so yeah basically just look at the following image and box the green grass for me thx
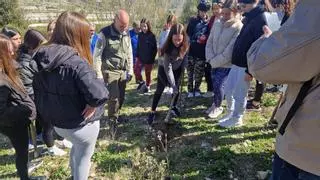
[0,69,278,179]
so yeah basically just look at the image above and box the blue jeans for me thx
[271,153,320,180]
[224,65,250,120]
[211,68,231,107]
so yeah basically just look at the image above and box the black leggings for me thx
[0,125,29,180]
[205,63,213,92]
[253,80,265,102]
[151,66,182,111]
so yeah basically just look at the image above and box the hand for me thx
[82,105,96,121]
[244,73,253,82]
[127,74,133,82]
[263,25,273,38]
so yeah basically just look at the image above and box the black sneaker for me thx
[136,81,145,91]
[266,86,280,93]
[171,106,181,117]
[246,102,262,111]
[147,112,156,125]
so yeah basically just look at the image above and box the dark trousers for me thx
[253,80,265,102]
[151,66,182,111]
[0,125,29,180]
[41,119,55,147]
[104,70,127,121]
[187,56,205,93]
[205,63,213,92]
[271,153,320,180]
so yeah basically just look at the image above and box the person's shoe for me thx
[28,160,43,173]
[202,91,213,98]
[147,112,156,125]
[266,86,280,93]
[145,86,152,93]
[28,143,34,150]
[171,106,181,117]
[218,117,243,128]
[48,145,67,156]
[166,87,173,95]
[205,104,215,114]
[163,87,169,93]
[56,139,73,149]
[208,107,224,119]
[246,102,262,111]
[218,113,233,123]
[194,91,201,97]
[136,81,145,91]
[187,92,194,98]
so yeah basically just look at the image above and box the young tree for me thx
[0,0,25,27]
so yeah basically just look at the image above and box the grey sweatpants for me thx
[54,121,100,180]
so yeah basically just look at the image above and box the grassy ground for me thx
[0,68,279,180]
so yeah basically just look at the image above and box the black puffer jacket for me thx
[231,5,267,70]
[17,52,38,96]
[33,44,108,129]
[136,32,157,64]
[0,73,36,127]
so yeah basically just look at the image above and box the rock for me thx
[256,171,270,180]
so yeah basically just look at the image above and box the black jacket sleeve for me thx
[75,61,109,107]
[151,34,158,60]
[0,86,32,126]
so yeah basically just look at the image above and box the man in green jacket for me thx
[93,10,133,138]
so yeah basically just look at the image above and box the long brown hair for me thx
[140,18,153,34]
[49,11,93,65]
[162,23,189,58]
[0,34,24,91]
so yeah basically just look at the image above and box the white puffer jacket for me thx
[205,17,243,68]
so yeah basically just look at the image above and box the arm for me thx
[163,54,177,89]
[93,32,106,79]
[247,2,320,84]
[126,36,134,76]
[76,61,109,107]
[210,26,242,68]
[205,25,215,62]
[152,34,158,60]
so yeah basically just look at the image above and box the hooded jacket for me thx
[33,44,108,129]
[17,52,38,96]
[248,0,320,175]
[0,72,36,127]
[206,17,243,68]
[136,31,157,64]
[232,5,266,70]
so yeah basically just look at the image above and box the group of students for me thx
[1,0,320,179]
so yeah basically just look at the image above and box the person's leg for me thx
[253,80,264,102]
[187,56,195,93]
[151,66,167,111]
[55,121,100,180]
[194,59,206,93]
[41,120,55,148]
[205,63,213,92]
[134,58,143,83]
[213,68,231,107]
[172,67,183,107]
[105,71,121,121]
[144,64,153,87]
[0,125,29,180]
[232,66,250,120]
[118,71,127,111]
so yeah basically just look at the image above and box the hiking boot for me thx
[219,117,243,128]
[147,112,156,125]
[208,107,224,119]
[171,106,181,117]
[246,102,262,111]
[48,145,67,156]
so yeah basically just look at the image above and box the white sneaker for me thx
[187,92,194,98]
[218,117,243,128]
[194,91,201,97]
[166,87,173,95]
[205,104,215,114]
[163,87,169,93]
[208,107,224,119]
[48,145,67,156]
[202,91,213,98]
[218,112,233,123]
[28,143,34,150]
[56,139,73,149]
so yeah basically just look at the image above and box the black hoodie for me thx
[33,44,108,129]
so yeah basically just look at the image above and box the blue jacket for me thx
[232,5,266,71]
[33,44,108,129]
[129,29,139,61]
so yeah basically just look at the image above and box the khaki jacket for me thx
[248,0,320,175]
[206,17,243,68]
